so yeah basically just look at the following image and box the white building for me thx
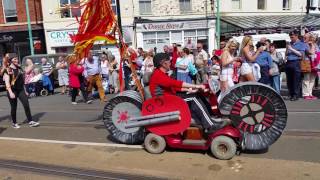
[217,0,315,36]
[308,0,320,14]
[41,0,134,54]
[133,0,216,53]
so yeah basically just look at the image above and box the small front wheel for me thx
[211,136,237,160]
[144,133,166,154]
[40,89,48,96]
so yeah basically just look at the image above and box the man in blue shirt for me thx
[285,30,309,101]
[256,42,273,85]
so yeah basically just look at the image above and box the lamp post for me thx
[116,0,123,35]
[25,0,34,55]
[215,0,221,49]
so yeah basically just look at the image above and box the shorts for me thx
[240,63,253,75]
[58,74,69,86]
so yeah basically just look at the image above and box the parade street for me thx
[0,90,319,179]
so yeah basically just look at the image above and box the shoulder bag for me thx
[300,54,311,73]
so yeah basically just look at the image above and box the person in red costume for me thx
[149,53,227,132]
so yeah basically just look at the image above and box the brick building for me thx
[0,0,46,60]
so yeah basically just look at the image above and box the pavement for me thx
[0,89,319,179]
[0,138,319,180]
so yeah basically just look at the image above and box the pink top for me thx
[24,67,35,84]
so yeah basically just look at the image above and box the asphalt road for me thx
[0,90,319,131]
[0,90,319,179]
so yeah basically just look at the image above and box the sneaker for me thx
[303,96,312,100]
[29,121,40,127]
[86,100,93,104]
[71,102,77,105]
[310,96,318,100]
[12,123,20,129]
[290,96,299,101]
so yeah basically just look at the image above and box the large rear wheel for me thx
[103,91,145,144]
[219,82,288,150]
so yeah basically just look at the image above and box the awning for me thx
[221,15,320,30]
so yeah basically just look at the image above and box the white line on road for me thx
[0,137,143,149]
[288,112,320,114]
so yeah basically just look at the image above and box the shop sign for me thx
[141,20,208,32]
[0,35,13,42]
[48,29,78,47]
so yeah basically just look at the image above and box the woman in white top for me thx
[56,56,69,94]
[142,49,154,74]
[239,36,263,82]
[220,39,239,93]
[175,47,193,83]
[100,54,109,80]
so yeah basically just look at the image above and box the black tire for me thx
[144,133,166,154]
[211,136,237,160]
[218,82,287,151]
[40,89,48,96]
[103,92,145,144]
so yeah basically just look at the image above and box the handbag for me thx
[269,62,280,76]
[188,62,198,76]
[300,54,311,73]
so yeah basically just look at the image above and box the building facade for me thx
[308,0,320,14]
[0,0,46,60]
[133,0,216,53]
[217,0,314,36]
[41,0,134,55]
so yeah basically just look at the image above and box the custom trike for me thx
[103,81,287,160]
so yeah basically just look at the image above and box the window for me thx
[60,0,81,18]
[143,32,169,51]
[310,0,318,7]
[179,0,192,13]
[111,0,117,14]
[171,31,183,45]
[231,0,241,10]
[139,0,151,15]
[257,0,266,10]
[282,0,290,10]
[2,0,17,23]
[184,29,208,45]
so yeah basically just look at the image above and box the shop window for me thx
[139,0,151,15]
[179,0,192,13]
[143,32,156,51]
[2,0,17,23]
[310,0,317,7]
[171,31,183,45]
[111,0,117,14]
[60,0,81,18]
[143,32,169,52]
[232,0,241,10]
[257,0,266,10]
[184,29,208,50]
[282,0,290,10]
[184,30,196,37]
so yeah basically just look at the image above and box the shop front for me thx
[135,18,216,53]
[45,29,77,54]
[45,26,134,55]
[0,30,46,61]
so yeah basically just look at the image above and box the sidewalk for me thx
[0,139,318,180]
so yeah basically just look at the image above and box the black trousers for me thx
[7,90,32,124]
[285,61,301,97]
[71,85,89,103]
[177,93,214,129]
